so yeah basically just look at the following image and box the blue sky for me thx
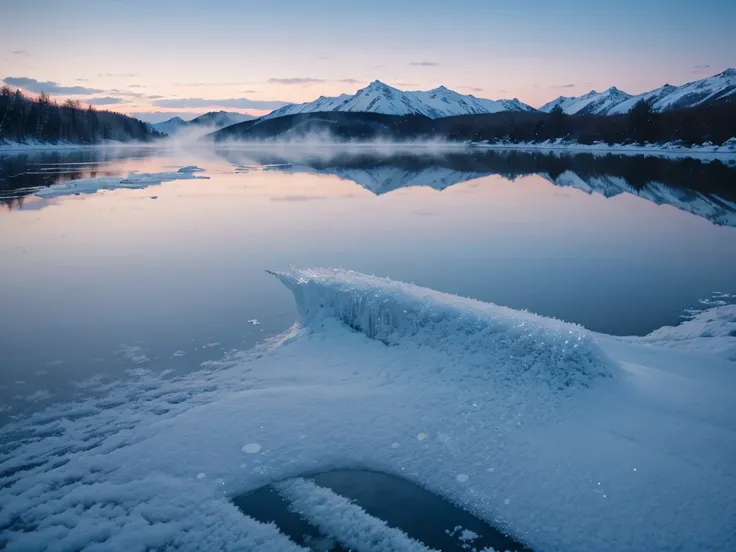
[2,0,735,121]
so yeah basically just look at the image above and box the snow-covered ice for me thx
[33,167,209,199]
[469,137,736,160]
[0,268,734,551]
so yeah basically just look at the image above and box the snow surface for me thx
[1,268,734,551]
[262,81,534,121]
[636,304,736,359]
[33,167,209,198]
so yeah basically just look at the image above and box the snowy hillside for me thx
[263,80,535,120]
[152,111,254,135]
[542,69,736,116]
[608,68,736,114]
[540,87,632,115]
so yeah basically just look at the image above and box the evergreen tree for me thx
[546,105,571,138]
[628,99,659,144]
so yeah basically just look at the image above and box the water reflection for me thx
[3,148,735,226]
[0,147,157,210]
[214,148,736,226]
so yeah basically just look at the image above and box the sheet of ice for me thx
[0,268,734,552]
[33,167,209,198]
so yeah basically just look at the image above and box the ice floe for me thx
[33,167,209,199]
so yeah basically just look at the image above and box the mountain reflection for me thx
[2,147,735,226]
[216,148,736,226]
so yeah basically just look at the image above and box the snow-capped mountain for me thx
[607,68,736,115]
[540,87,633,115]
[152,111,254,135]
[263,81,535,120]
[541,69,735,116]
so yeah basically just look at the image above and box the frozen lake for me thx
[0,146,735,551]
[1,146,734,420]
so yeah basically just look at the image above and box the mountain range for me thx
[154,69,735,137]
[541,68,735,115]
[151,111,255,135]
[263,80,536,120]
[258,69,735,121]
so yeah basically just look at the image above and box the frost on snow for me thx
[0,268,734,552]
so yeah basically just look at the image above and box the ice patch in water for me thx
[456,474,469,483]
[178,165,206,173]
[34,167,209,198]
[116,344,150,364]
[248,319,261,326]
[24,390,52,402]
[242,443,262,454]
[460,528,478,542]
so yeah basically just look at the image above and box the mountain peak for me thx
[717,68,736,78]
[366,80,391,89]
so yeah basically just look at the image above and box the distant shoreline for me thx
[2,138,736,163]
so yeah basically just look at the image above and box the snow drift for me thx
[270,268,615,389]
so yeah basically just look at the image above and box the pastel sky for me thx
[2,0,735,122]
